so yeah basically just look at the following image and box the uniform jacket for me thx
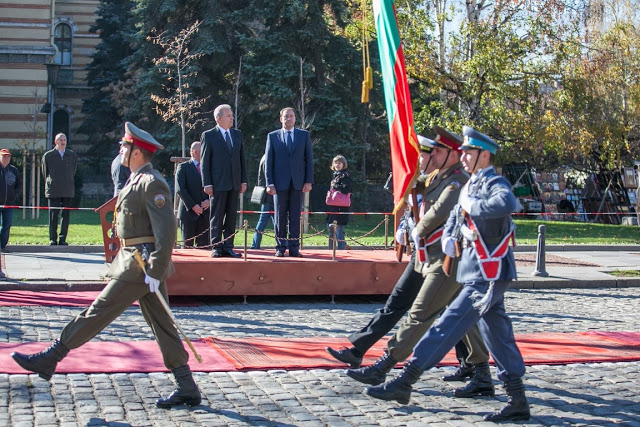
[0,163,21,205]
[326,169,352,226]
[443,166,517,283]
[42,148,77,198]
[265,127,314,191]
[176,159,208,222]
[200,125,247,191]
[414,162,469,273]
[106,163,176,283]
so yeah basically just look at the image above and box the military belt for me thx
[120,236,155,246]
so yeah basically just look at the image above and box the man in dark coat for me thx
[265,107,314,257]
[200,104,247,258]
[42,133,77,245]
[0,148,21,249]
[176,141,210,248]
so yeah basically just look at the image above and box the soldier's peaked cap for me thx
[120,122,164,153]
[461,126,500,154]
[433,126,463,151]
[417,135,435,152]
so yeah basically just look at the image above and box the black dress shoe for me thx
[289,251,303,258]
[211,251,223,258]
[326,346,362,368]
[49,240,57,246]
[225,250,242,258]
[58,241,68,246]
[275,251,285,257]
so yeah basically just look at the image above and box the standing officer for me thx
[365,126,529,423]
[42,133,77,245]
[346,128,492,401]
[326,135,436,366]
[176,141,210,248]
[11,122,201,409]
[201,104,247,258]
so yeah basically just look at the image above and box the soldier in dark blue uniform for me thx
[365,126,530,423]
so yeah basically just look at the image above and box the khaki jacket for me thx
[106,163,176,282]
[413,162,469,274]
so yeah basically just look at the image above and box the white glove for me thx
[144,274,160,293]
[395,228,406,246]
[460,198,473,215]
[442,236,457,257]
[411,227,421,248]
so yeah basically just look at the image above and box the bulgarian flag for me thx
[373,0,420,212]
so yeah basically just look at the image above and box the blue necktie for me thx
[224,131,232,152]
[286,131,293,153]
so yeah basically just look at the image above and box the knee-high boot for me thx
[453,361,495,397]
[484,378,530,422]
[346,351,397,385]
[364,361,423,405]
[11,340,69,381]
[156,365,202,408]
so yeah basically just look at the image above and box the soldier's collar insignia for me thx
[153,194,166,208]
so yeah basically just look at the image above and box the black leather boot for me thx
[453,362,495,397]
[156,365,202,408]
[346,351,397,385]
[364,361,423,405]
[484,378,530,422]
[442,362,474,381]
[326,346,362,368]
[11,340,69,381]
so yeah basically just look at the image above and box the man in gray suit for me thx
[265,107,314,257]
[200,104,247,258]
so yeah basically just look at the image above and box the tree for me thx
[148,20,209,157]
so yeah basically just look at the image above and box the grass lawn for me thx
[7,209,640,247]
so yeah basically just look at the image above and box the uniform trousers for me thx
[348,251,423,353]
[59,277,189,370]
[410,279,525,382]
[387,266,489,363]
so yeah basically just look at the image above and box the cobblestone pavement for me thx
[2,287,640,426]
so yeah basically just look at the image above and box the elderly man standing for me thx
[12,122,201,408]
[42,133,77,246]
[176,141,210,248]
[200,104,247,258]
[265,107,314,257]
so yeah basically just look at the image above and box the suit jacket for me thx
[176,159,208,221]
[200,125,247,191]
[42,148,77,198]
[111,153,131,197]
[265,128,314,191]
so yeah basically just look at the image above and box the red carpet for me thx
[2,332,638,375]
[0,291,201,307]
[1,340,233,374]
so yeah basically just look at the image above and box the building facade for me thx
[0,0,99,152]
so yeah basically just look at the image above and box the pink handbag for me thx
[326,188,351,207]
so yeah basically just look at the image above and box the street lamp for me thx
[45,62,61,149]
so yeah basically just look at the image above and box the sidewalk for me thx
[0,244,639,291]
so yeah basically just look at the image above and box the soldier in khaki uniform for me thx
[349,127,493,400]
[11,122,201,409]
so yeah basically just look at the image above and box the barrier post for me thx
[384,214,389,248]
[332,220,337,261]
[532,224,549,277]
[243,219,248,261]
[0,245,5,279]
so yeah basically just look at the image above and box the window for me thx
[54,23,72,65]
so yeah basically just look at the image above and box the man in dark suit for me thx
[265,107,314,257]
[176,141,210,248]
[200,104,247,258]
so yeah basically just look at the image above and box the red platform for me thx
[168,248,407,296]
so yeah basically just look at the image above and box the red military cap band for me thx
[122,133,159,153]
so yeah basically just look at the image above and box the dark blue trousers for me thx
[273,186,302,253]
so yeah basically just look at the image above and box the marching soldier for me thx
[11,122,201,409]
[326,134,437,367]
[365,126,529,423]
[347,127,492,400]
